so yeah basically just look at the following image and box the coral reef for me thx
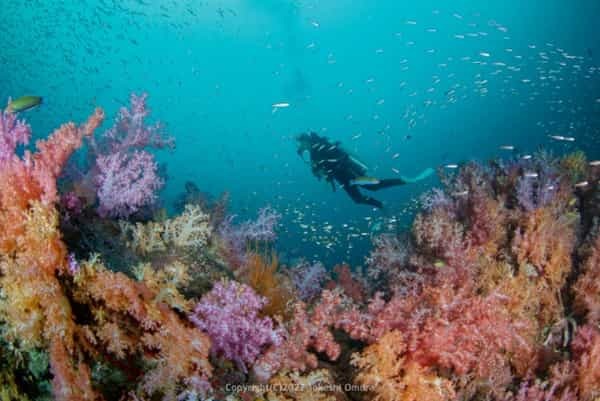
[2,100,600,401]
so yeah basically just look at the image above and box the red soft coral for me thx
[326,263,366,303]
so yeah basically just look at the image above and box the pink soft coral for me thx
[411,291,533,378]
[251,291,342,382]
[189,280,282,372]
[0,105,31,164]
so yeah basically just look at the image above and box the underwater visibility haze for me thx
[1,0,600,400]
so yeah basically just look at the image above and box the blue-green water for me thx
[2,0,600,266]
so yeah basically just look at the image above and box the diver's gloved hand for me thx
[400,167,435,184]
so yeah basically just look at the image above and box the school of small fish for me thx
[3,2,598,264]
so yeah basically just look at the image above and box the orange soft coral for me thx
[0,108,104,254]
[243,252,294,318]
[72,258,212,400]
[352,330,455,401]
[0,109,104,401]
[511,206,578,326]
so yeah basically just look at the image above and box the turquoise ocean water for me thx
[2,0,600,266]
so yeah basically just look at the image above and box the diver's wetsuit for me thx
[298,132,405,208]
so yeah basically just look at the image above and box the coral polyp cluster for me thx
[0,97,599,401]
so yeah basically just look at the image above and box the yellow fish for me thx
[7,96,43,113]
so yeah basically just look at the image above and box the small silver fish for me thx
[575,181,589,188]
[452,190,469,197]
[444,164,459,169]
[500,145,515,151]
[522,155,532,160]
[272,102,290,108]
[589,160,600,166]
[524,172,539,178]
[549,135,566,141]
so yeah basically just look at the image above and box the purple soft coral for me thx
[516,157,559,211]
[90,93,173,218]
[218,207,282,268]
[189,280,282,372]
[288,260,328,301]
[0,106,31,164]
[238,206,281,242]
[96,93,174,154]
[95,151,163,218]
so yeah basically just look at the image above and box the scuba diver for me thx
[296,132,433,209]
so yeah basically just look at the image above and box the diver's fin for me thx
[400,167,435,183]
